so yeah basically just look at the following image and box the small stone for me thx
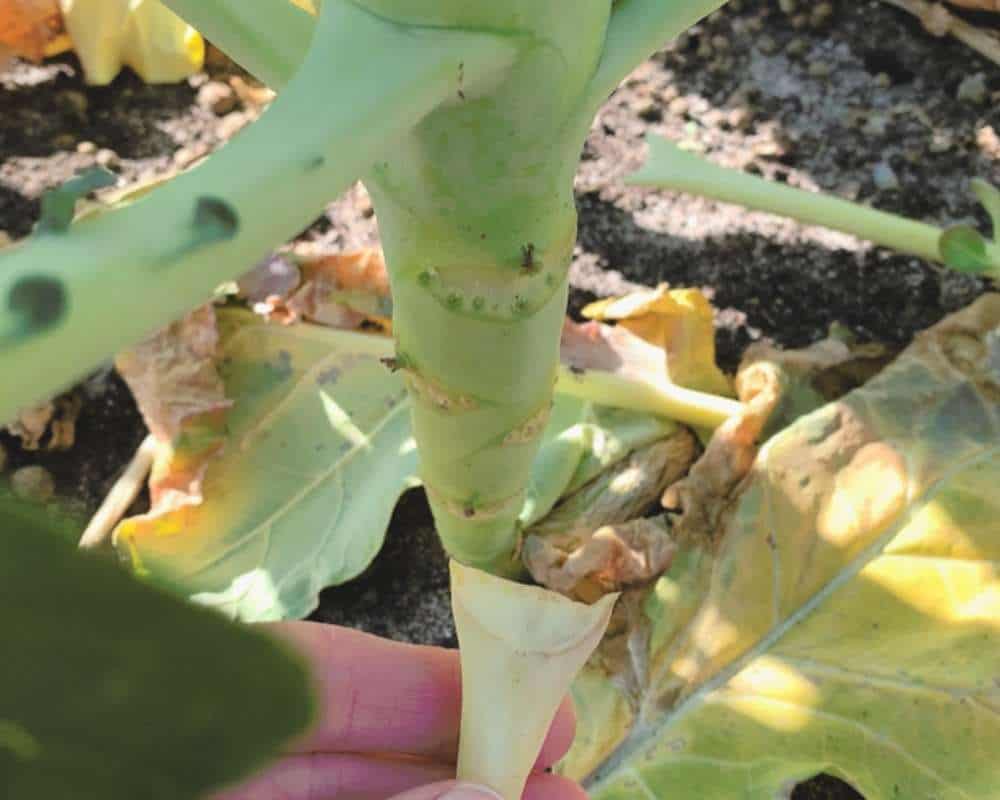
[873,162,899,191]
[929,130,953,153]
[711,35,730,52]
[76,140,97,155]
[668,96,690,116]
[976,125,1000,159]
[217,111,250,140]
[785,37,808,57]
[790,13,808,29]
[778,0,797,14]
[808,60,832,79]
[957,73,987,105]
[637,102,663,122]
[95,148,119,168]
[874,72,891,89]
[696,38,714,59]
[58,89,88,117]
[11,465,55,503]
[757,35,779,55]
[862,113,889,137]
[50,133,76,150]
[197,80,238,115]
[810,1,833,27]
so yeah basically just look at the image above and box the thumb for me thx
[389,780,503,800]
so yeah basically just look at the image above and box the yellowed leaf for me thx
[583,284,733,398]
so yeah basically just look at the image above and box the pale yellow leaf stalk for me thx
[450,560,618,800]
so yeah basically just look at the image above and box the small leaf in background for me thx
[58,0,204,86]
[582,284,733,398]
[37,167,117,233]
[971,178,1000,238]
[0,0,68,63]
[564,295,1000,799]
[0,494,314,800]
[115,308,418,620]
[939,224,992,273]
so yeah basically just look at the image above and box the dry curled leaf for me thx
[115,305,231,443]
[242,247,392,332]
[524,431,698,600]
[662,333,893,548]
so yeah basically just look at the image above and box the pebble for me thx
[95,148,119,168]
[929,130,953,154]
[873,162,899,191]
[786,38,808,57]
[76,140,97,155]
[216,111,250,140]
[757,35,778,55]
[808,61,832,79]
[957,73,987,105]
[58,89,88,117]
[11,465,56,503]
[50,133,76,150]
[197,80,238,115]
[810,2,833,27]
[873,72,892,89]
[779,0,797,14]
[862,113,889,137]
[668,96,690,116]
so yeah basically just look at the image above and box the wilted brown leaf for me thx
[0,0,68,62]
[4,394,80,451]
[524,431,698,600]
[115,305,230,443]
[241,247,392,332]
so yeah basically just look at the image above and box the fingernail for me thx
[439,783,504,800]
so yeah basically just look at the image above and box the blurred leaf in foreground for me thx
[566,295,1000,800]
[0,493,314,800]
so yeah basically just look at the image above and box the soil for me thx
[1,1,997,798]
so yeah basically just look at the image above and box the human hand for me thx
[213,622,586,800]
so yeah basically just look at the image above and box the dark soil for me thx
[1,2,997,798]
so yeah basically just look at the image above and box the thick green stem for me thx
[0,2,517,423]
[630,136,946,264]
[358,0,613,575]
[163,0,313,88]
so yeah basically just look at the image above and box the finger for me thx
[211,753,451,800]
[269,621,576,766]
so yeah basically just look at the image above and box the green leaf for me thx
[939,224,992,273]
[116,310,675,621]
[116,308,419,621]
[566,296,1000,799]
[971,178,1000,239]
[37,168,118,233]
[0,494,314,800]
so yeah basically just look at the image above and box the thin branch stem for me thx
[556,364,741,430]
[629,136,949,265]
[79,434,158,550]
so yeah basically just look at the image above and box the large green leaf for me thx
[566,296,1000,799]
[116,308,419,620]
[117,310,676,621]
[0,495,314,800]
